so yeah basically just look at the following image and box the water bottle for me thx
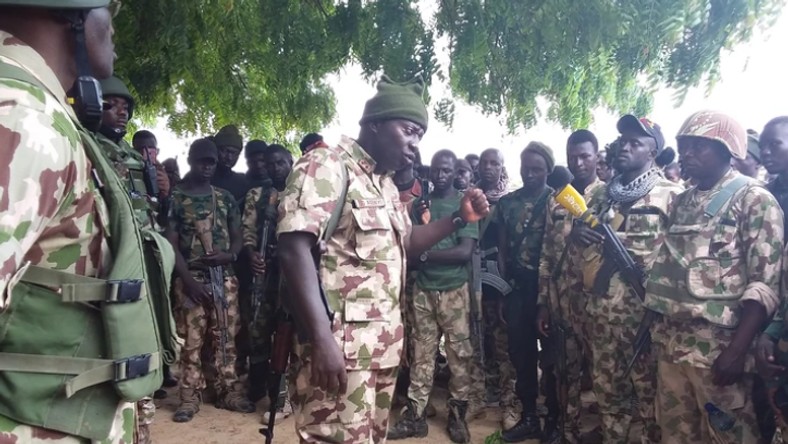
[704,402,735,432]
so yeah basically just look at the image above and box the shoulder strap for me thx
[705,175,751,218]
[322,154,349,241]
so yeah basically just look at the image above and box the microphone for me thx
[547,166,599,227]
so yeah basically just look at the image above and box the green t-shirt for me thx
[414,191,479,291]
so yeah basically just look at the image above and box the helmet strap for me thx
[61,10,103,132]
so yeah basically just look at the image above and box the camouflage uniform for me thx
[495,187,552,417]
[278,136,410,443]
[169,186,244,401]
[646,168,784,443]
[0,30,135,443]
[573,176,681,444]
[406,191,479,415]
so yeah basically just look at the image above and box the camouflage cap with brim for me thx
[676,110,747,160]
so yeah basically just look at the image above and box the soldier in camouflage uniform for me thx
[167,138,255,422]
[536,129,603,443]
[571,116,681,444]
[387,150,479,443]
[645,111,784,443]
[494,142,555,442]
[0,1,145,442]
[277,75,489,444]
[244,144,294,424]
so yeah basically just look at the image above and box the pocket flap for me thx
[344,298,393,322]
[351,207,392,232]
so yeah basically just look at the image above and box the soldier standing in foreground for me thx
[167,139,255,422]
[645,111,784,443]
[277,75,489,444]
[387,150,479,443]
[0,1,173,442]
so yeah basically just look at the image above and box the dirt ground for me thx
[151,384,641,444]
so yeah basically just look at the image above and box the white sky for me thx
[153,8,788,181]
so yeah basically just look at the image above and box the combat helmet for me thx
[676,111,747,160]
[100,75,135,119]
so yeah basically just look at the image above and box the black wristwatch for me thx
[451,210,468,229]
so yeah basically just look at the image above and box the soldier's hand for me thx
[712,344,747,386]
[460,188,490,223]
[311,334,348,394]
[184,277,211,308]
[536,306,550,338]
[250,252,266,275]
[202,251,234,266]
[570,223,603,248]
[756,333,785,381]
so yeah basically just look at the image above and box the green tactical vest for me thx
[0,64,180,441]
[646,176,752,328]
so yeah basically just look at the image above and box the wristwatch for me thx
[451,210,468,229]
[419,251,429,264]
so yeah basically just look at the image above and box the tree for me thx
[114,0,784,139]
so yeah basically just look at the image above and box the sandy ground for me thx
[150,384,641,444]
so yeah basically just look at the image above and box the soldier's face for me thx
[520,151,548,190]
[430,155,455,192]
[479,150,504,185]
[190,157,217,179]
[246,153,267,178]
[266,151,293,183]
[218,145,241,169]
[85,6,115,79]
[732,154,760,178]
[454,167,472,190]
[371,119,423,172]
[567,142,598,182]
[760,122,788,175]
[102,96,128,130]
[615,131,655,173]
[133,136,158,162]
[467,157,479,171]
[677,136,728,180]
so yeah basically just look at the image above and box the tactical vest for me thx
[0,64,179,440]
[646,176,752,328]
[100,134,158,229]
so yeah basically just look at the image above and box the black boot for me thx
[541,416,561,444]
[387,402,428,440]
[501,412,541,443]
[447,400,471,443]
[247,362,268,403]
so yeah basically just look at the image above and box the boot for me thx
[216,389,256,413]
[163,365,178,387]
[501,412,541,443]
[387,401,428,440]
[447,400,471,444]
[541,416,561,444]
[173,389,201,423]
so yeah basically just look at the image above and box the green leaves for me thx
[114,0,783,138]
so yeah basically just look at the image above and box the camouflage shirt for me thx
[0,31,127,442]
[495,186,552,274]
[537,195,573,315]
[168,185,240,276]
[242,184,279,254]
[277,135,410,370]
[578,176,682,327]
[646,169,784,369]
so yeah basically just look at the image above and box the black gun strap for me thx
[551,243,570,283]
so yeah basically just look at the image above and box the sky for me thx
[153,7,788,183]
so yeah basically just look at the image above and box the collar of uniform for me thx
[338,135,378,175]
[706,167,740,194]
[0,31,77,120]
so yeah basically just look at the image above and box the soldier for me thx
[387,150,480,443]
[243,143,295,424]
[0,1,173,443]
[212,124,249,202]
[664,162,681,183]
[167,138,256,422]
[494,142,556,442]
[644,111,784,443]
[732,130,763,180]
[454,158,473,192]
[245,139,270,189]
[536,129,603,443]
[474,148,518,430]
[163,157,182,188]
[131,129,172,225]
[299,132,328,155]
[466,153,481,183]
[571,116,681,444]
[759,117,788,219]
[276,75,489,443]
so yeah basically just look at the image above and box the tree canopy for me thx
[114,0,783,140]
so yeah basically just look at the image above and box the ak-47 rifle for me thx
[252,190,279,324]
[469,248,486,367]
[259,310,295,444]
[195,219,230,367]
[547,166,652,378]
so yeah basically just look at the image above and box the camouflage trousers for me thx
[174,275,242,397]
[289,347,398,444]
[589,322,659,444]
[135,397,154,444]
[477,296,517,410]
[407,282,474,415]
[657,360,760,444]
[0,402,136,443]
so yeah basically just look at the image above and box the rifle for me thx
[550,318,569,438]
[259,311,295,444]
[252,191,279,324]
[546,166,653,378]
[194,219,230,367]
[469,247,485,367]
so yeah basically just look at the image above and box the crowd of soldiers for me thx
[4,2,788,444]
